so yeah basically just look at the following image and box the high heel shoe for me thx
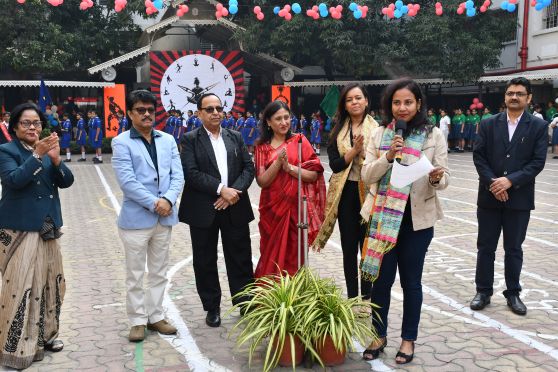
[362,337,387,361]
[395,341,414,364]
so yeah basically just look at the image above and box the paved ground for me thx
[1,150,558,372]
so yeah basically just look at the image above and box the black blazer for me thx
[473,111,548,210]
[178,127,255,228]
[0,139,74,231]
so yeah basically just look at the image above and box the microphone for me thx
[394,119,407,163]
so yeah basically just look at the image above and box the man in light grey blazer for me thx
[112,90,184,342]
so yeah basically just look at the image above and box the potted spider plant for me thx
[228,268,320,372]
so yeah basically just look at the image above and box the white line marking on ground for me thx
[92,302,122,310]
[95,165,231,371]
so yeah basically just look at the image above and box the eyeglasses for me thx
[133,107,156,115]
[201,106,224,114]
[19,120,43,129]
[505,92,529,98]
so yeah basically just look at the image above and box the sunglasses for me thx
[201,106,224,114]
[133,107,156,115]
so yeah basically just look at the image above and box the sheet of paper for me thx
[390,155,434,188]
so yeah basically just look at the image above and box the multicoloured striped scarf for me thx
[361,122,427,282]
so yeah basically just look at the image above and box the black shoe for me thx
[92,158,99,163]
[77,158,86,162]
[45,339,64,352]
[63,159,71,162]
[507,295,527,315]
[553,156,558,159]
[470,293,491,310]
[395,342,414,365]
[206,308,221,327]
[363,337,387,361]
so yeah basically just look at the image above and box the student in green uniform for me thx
[546,101,557,122]
[451,108,465,152]
[427,108,437,127]
[481,107,492,121]
[464,109,474,151]
[469,109,481,148]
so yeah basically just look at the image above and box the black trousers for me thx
[189,209,254,311]
[475,207,530,298]
[338,181,372,299]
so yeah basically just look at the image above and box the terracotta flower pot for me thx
[275,334,304,367]
[316,335,346,366]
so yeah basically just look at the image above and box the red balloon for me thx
[216,3,223,11]
[480,5,487,12]
[473,98,480,104]
[253,6,261,14]
[221,8,228,16]
[382,7,388,14]
[435,2,442,8]
[312,5,318,11]
[388,3,395,10]
[408,9,417,16]
[336,5,343,12]
[470,104,477,110]
[284,4,291,11]
[477,102,484,109]
[17,0,26,3]
[457,7,464,14]
[285,12,292,21]
[278,9,286,17]
[215,10,222,18]
[435,8,443,15]
[257,12,264,20]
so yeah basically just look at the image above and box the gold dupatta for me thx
[311,114,378,249]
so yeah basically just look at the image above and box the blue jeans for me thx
[370,206,433,341]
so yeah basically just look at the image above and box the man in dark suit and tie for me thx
[470,77,548,315]
[179,93,255,327]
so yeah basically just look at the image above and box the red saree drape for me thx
[254,134,326,277]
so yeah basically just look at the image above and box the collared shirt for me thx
[130,126,161,173]
[506,111,523,141]
[204,126,228,195]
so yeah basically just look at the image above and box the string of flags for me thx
[14,0,554,19]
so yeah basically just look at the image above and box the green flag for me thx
[319,85,340,118]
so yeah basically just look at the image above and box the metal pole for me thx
[297,135,302,269]
[302,196,308,266]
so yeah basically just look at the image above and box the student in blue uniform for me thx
[60,113,72,162]
[88,109,103,163]
[165,110,176,135]
[299,113,308,136]
[76,112,87,162]
[235,113,245,132]
[117,111,129,135]
[185,110,194,132]
[173,110,183,144]
[310,113,322,155]
[243,111,256,154]
[193,110,202,129]
[290,114,299,133]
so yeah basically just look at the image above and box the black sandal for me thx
[395,341,414,364]
[45,339,64,352]
[362,337,387,361]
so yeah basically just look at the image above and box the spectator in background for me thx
[117,111,129,135]
[427,109,437,126]
[550,115,558,159]
[0,112,11,144]
[88,109,103,163]
[533,104,544,120]
[75,112,87,162]
[60,113,72,162]
[439,109,451,148]
[546,101,557,122]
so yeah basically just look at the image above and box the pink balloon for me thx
[480,5,486,11]
[530,0,536,5]
[147,7,154,14]
[470,104,476,110]
[313,13,319,20]
[362,5,368,12]
[253,6,261,14]
[457,7,464,14]
[435,2,442,7]
[182,5,189,12]
[509,0,517,3]
[483,0,491,6]
[312,5,318,11]
[408,9,417,16]
[473,98,480,104]
[333,11,342,19]
[278,9,286,17]
[216,3,224,11]
[477,103,484,109]
[435,8,443,15]
[382,7,388,15]
[145,0,152,6]
[80,2,87,9]
[387,9,395,17]
[285,12,292,21]
[221,7,228,16]
[388,3,395,10]
[257,12,264,20]
[329,6,335,13]
[361,10,368,17]
[215,10,222,18]
[336,5,343,12]
[306,9,313,16]
[17,0,25,3]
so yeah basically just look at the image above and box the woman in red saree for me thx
[254,101,326,277]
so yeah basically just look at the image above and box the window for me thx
[544,0,558,29]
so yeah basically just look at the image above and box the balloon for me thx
[395,0,403,9]
[17,0,26,3]
[153,0,163,10]
[382,7,388,15]
[215,10,222,18]
[285,12,292,21]
[543,0,551,5]
[388,3,395,10]
[228,0,238,5]
[253,6,261,14]
[473,98,479,104]
[336,5,343,12]
[320,9,328,17]
[401,5,408,14]
[319,3,327,11]
[229,5,238,14]
[508,3,516,11]
[477,102,484,109]
[292,3,302,14]
[470,104,476,110]
[257,12,264,20]
[415,4,420,10]
[273,6,280,14]
[466,7,476,16]
[285,4,291,11]
[457,7,465,14]
[333,11,342,19]
[530,0,537,5]
[435,8,443,15]
[306,9,313,16]
[221,7,229,16]
[509,0,517,3]
[435,2,442,8]
[278,9,286,17]
[480,5,487,12]
[535,3,544,10]
[387,8,395,18]
[394,9,402,18]
[466,0,474,8]
[354,10,362,18]
[501,1,509,9]
[329,6,335,13]
[349,2,357,11]
[313,13,319,19]
[408,9,416,16]
[312,5,318,11]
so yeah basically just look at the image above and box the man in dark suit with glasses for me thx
[178,93,255,327]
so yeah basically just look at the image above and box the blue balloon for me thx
[394,9,402,18]
[395,0,403,9]
[401,5,408,14]
[273,6,280,14]
[507,3,516,11]
[354,10,362,18]
[153,0,163,9]
[500,1,509,10]
[228,0,238,5]
[466,7,476,16]
[229,4,238,14]
[542,0,551,5]
[349,2,358,11]
[320,9,329,17]
[292,3,302,14]
[319,3,327,11]
[535,2,544,10]
[465,0,474,8]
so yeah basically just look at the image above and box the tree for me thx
[232,0,516,82]
[0,0,145,78]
